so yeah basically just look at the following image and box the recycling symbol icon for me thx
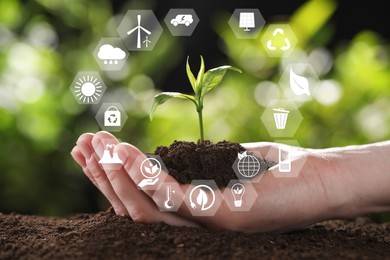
[104,106,121,127]
[107,114,118,124]
[266,28,291,51]
[261,24,297,57]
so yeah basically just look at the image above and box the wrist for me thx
[318,141,390,219]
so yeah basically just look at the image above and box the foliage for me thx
[150,56,241,141]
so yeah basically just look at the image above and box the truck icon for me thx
[170,14,193,26]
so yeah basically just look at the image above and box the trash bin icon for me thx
[273,108,289,129]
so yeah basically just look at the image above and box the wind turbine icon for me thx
[127,15,151,49]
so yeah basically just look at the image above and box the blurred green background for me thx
[0,0,389,221]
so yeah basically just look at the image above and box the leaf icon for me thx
[237,151,247,160]
[151,164,159,174]
[196,189,208,211]
[290,68,310,96]
[233,186,243,195]
[144,166,152,174]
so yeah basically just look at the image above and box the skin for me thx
[71,131,390,233]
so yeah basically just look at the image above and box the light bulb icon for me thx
[231,183,245,207]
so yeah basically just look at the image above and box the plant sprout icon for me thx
[189,185,215,211]
[144,162,159,175]
[231,183,245,207]
[138,158,162,188]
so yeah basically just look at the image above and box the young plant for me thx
[150,56,241,142]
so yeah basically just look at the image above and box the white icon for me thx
[239,12,255,31]
[189,185,215,211]
[73,75,103,104]
[97,44,126,65]
[237,151,261,178]
[171,14,194,26]
[127,15,151,49]
[143,36,151,48]
[138,158,161,188]
[99,144,123,164]
[163,186,175,210]
[273,108,289,129]
[267,28,291,51]
[231,183,245,207]
[279,147,291,172]
[104,106,121,127]
[290,68,310,96]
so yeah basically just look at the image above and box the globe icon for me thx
[237,154,261,178]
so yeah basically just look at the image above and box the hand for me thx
[138,178,159,188]
[71,131,199,227]
[71,131,390,233]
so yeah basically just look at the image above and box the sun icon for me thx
[73,75,103,104]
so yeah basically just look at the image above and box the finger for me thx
[124,151,226,226]
[93,137,199,227]
[241,142,279,161]
[71,146,87,168]
[77,132,128,216]
[71,146,99,189]
[122,144,180,198]
[110,144,200,227]
[242,142,306,163]
[116,143,204,222]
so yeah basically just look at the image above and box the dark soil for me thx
[153,140,275,188]
[2,141,387,259]
[1,209,389,259]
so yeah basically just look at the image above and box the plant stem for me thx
[197,101,204,142]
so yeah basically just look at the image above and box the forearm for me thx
[321,141,390,218]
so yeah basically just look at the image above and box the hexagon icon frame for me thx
[279,63,320,102]
[260,24,298,57]
[267,139,308,178]
[260,99,303,138]
[70,71,106,104]
[164,9,200,36]
[223,180,258,212]
[232,150,268,183]
[133,154,168,191]
[96,138,129,172]
[93,38,129,71]
[184,180,222,217]
[95,103,128,132]
[153,182,184,212]
[228,9,266,39]
[117,10,163,51]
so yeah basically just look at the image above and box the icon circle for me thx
[140,158,162,179]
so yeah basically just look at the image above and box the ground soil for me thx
[1,141,389,259]
[153,140,274,188]
[1,209,389,259]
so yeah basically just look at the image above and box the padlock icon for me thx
[104,106,121,126]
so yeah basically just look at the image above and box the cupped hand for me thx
[71,131,348,233]
[71,131,199,227]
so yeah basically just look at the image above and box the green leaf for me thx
[150,92,196,120]
[195,55,205,95]
[186,56,196,92]
[200,66,242,98]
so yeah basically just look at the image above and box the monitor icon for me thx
[239,12,255,31]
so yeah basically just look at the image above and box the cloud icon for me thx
[97,44,126,64]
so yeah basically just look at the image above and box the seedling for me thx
[150,56,241,142]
